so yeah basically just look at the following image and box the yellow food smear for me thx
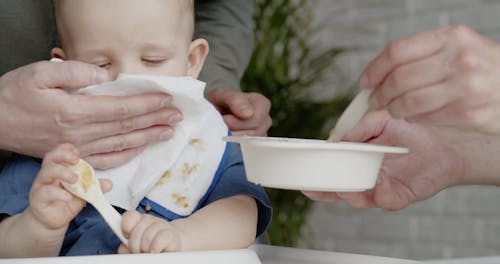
[189,138,205,152]
[79,164,93,192]
[66,184,78,194]
[172,193,189,208]
[179,163,200,182]
[155,170,172,187]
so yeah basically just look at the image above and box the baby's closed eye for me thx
[142,56,168,66]
[91,59,111,69]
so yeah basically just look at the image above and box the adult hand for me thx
[206,88,272,136]
[362,25,500,134]
[0,61,182,169]
[303,110,467,210]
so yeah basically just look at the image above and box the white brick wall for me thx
[309,0,500,95]
[302,186,500,259]
[301,0,500,260]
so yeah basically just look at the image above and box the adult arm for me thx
[171,195,257,250]
[195,0,255,92]
[194,0,272,136]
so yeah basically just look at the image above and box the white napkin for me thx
[74,74,208,210]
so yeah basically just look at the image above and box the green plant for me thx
[241,0,353,246]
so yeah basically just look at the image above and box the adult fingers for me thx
[248,93,272,116]
[84,146,146,169]
[80,108,181,143]
[341,110,391,142]
[223,114,272,133]
[301,191,340,202]
[372,174,414,211]
[230,129,267,137]
[405,100,491,131]
[206,88,254,118]
[386,80,459,119]
[370,51,450,110]
[63,93,174,124]
[336,192,375,208]
[79,125,173,157]
[401,72,499,132]
[34,60,109,89]
[360,27,447,89]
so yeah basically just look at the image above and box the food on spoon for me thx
[65,159,96,194]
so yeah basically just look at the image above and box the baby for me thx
[0,0,271,257]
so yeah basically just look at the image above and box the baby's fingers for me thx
[42,143,80,167]
[117,244,130,254]
[127,214,157,253]
[122,210,142,233]
[37,163,78,185]
[150,229,181,253]
[139,221,172,253]
[32,185,73,204]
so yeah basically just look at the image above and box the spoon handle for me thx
[328,89,372,142]
[91,197,129,247]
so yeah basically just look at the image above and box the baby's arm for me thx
[119,195,257,253]
[0,144,84,258]
[172,194,258,250]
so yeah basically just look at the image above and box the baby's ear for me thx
[51,47,67,60]
[186,38,209,78]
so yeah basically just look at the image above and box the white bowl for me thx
[224,136,408,192]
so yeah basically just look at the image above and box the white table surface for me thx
[252,244,421,264]
[2,244,499,263]
[253,245,500,264]
[425,257,500,264]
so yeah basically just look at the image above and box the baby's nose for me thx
[117,62,148,77]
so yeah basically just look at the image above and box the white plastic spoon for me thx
[328,89,372,142]
[62,159,129,247]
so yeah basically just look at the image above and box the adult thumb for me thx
[341,110,391,142]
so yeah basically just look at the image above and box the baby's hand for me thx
[118,211,182,254]
[26,144,84,230]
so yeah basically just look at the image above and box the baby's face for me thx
[54,0,199,80]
